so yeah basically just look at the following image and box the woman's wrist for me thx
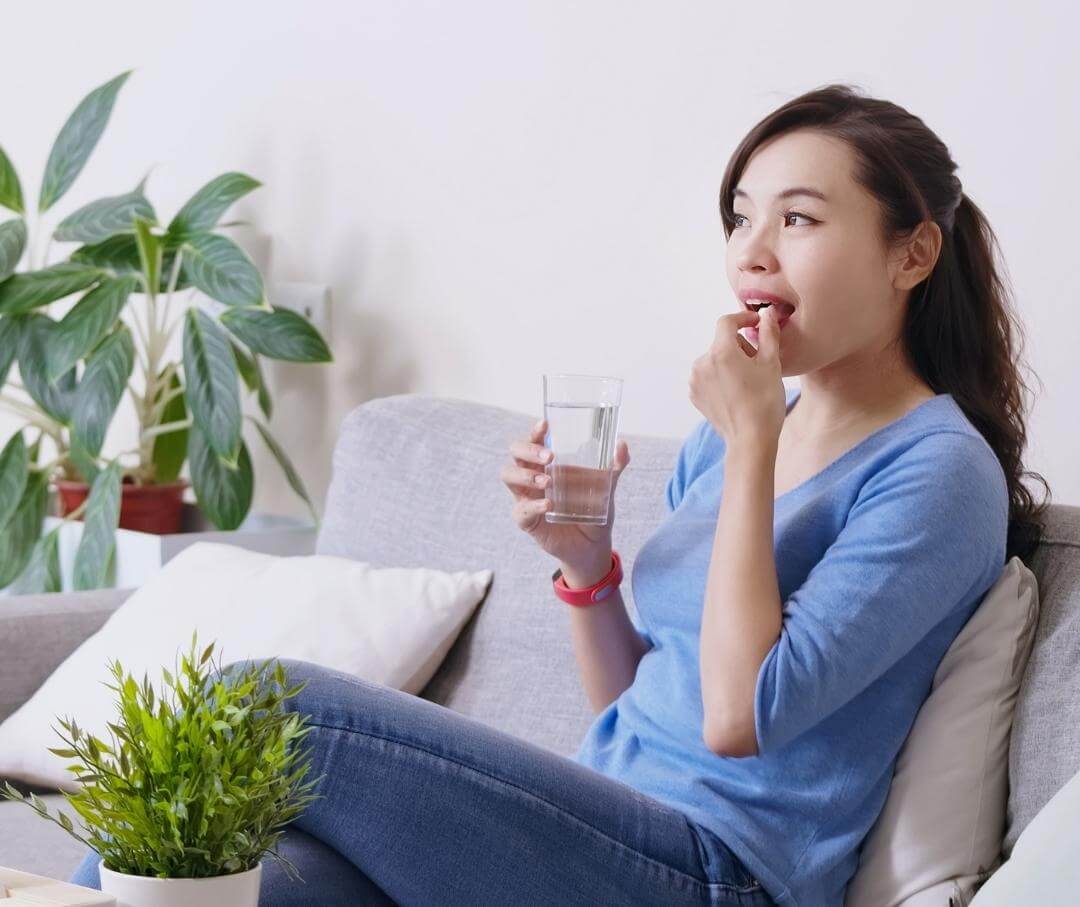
[559,551,615,590]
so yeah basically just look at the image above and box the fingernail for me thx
[534,419,544,431]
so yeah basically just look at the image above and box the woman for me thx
[71,84,1049,905]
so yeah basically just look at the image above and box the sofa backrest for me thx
[316,394,1080,851]
[1002,505,1080,853]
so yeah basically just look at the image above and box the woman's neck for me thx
[789,359,936,442]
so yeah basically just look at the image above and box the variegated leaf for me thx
[182,308,241,463]
[187,427,252,530]
[54,186,155,244]
[0,218,27,281]
[47,275,137,380]
[39,71,131,212]
[167,172,261,238]
[72,461,122,591]
[220,305,331,362]
[181,233,262,307]
[72,326,135,457]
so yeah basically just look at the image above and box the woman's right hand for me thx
[502,417,631,580]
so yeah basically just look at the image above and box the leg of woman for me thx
[69,828,398,905]
[260,659,774,907]
[68,849,99,888]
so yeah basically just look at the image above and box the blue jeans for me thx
[71,660,775,906]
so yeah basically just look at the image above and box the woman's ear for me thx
[891,219,943,291]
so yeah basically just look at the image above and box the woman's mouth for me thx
[751,305,794,331]
[741,307,793,348]
[746,300,796,326]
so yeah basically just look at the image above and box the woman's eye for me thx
[732,211,814,229]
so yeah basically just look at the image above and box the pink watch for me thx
[552,550,623,607]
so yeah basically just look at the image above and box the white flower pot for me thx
[99,861,261,907]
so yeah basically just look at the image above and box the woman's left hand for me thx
[688,305,787,447]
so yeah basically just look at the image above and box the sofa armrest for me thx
[0,588,134,724]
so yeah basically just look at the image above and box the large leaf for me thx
[231,341,272,419]
[151,369,188,483]
[53,184,156,244]
[38,71,132,212]
[9,526,62,594]
[17,314,78,424]
[0,470,49,588]
[0,262,102,316]
[249,417,317,525]
[72,461,122,591]
[220,305,332,362]
[187,427,252,530]
[0,218,27,281]
[0,319,14,378]
[0,431,28,530]
[181,233,262,307]
[182,308,241,463]
[68,441,101,485]
[133,216,161,296]
[0,317,18,388]
[72,325,135,457]
[47,275,136,381]
[167,172,261,238]
[71,234,190,292]
[0,145,24,214]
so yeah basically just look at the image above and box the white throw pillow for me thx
[967,765,1080,905]
[0,542,493,790]
[844,556,1040,907]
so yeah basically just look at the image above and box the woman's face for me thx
[724,129,916,378]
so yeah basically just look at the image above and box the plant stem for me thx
[147,364,182,427]
[140,418,192,441]
[38,454,65,475]
[161,250,183,335]
[0,393,65,443]
[60,496,91,522]
[126,304,152,359]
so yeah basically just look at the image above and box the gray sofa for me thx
[2,393,1078,894]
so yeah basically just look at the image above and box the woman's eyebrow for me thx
[732,186,829,203]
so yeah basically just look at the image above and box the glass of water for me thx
[542,374,623,525]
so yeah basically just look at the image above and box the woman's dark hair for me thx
[718,83,1051,563]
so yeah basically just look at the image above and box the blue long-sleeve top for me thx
[571,384,1009,906]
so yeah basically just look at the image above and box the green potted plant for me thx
[0,70,332,595]
[1,635,320,907]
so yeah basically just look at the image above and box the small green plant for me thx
[0,69,332,594]
[1,635,321,879]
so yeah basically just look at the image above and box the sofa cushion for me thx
[316,394,679,755]
[1003,504,1080,853]
[0,794,89,877]
[844,557,1039,906]
[0,541,493,789]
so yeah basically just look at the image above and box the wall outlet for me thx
[269,281,332,340]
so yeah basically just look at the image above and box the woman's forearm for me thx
[699,438,782,757]
[562,560,651,715]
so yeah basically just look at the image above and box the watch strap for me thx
[552,550,623,607]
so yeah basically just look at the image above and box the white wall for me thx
[2,0,1076,519]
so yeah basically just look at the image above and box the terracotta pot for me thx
[56,477,189,535]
